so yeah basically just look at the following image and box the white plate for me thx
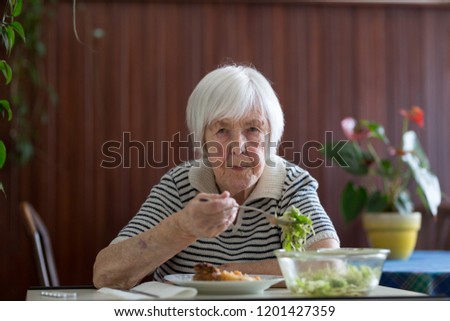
[164,274,284,294]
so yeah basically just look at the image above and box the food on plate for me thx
[280,206,314,251]
[193,263,261,281]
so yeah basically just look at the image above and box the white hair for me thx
[186,65,284,156]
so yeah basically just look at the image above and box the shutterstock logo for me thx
[100,131,348,169]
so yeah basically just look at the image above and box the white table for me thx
[26,285,426,301]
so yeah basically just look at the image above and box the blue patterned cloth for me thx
[380,250,450,296]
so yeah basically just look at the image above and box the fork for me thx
[199,198,292,226]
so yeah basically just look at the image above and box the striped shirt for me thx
[112,155,340,281]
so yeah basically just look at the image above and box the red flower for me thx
[400,106,424,128]
[341,117,369,140]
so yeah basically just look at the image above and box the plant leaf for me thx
[11,21,26,42]
[1,31,7,51]
[360,120,389,144]
[12,0,23,17]
[322,140,348,166]
[377,159,394,177]
[325,141,372,175]
[402,130,430,168]
[394,190,413,214]
[0,181,5,198]
[416,186,429,213]
[0,100,12,121]
[402,131,441,216]
[366,191,389,212]
[340,181,367,222]
[5,25,15,54]
[0,60,13,84]
[0,140,6,169]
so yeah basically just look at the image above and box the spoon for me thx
[199,197,292,226]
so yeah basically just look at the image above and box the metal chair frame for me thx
[417,204,450,250]
[19,201,59,287]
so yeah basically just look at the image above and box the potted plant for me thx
[323,106,441,259]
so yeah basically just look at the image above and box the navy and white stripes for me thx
[112,159,339,281]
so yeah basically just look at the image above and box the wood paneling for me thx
[1,1,450,299]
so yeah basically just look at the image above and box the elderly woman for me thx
[93,65,340,289]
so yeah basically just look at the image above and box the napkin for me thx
[98,281,198,300]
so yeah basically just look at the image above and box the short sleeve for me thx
[279,166,340,248]
[111,168,184,243]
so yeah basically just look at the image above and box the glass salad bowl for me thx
[274,248,390,297]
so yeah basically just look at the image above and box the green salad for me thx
[278,206,380,297]
[290,265,380,297]
[280,206,314,251]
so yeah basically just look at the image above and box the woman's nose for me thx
[229,133,247,155]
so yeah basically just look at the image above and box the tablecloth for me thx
[380,250,450,296]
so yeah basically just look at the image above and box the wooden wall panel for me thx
[1,1,450,299]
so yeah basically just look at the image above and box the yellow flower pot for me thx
[362,212,422,260]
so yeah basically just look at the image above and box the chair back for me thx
[19,201,59,287]
[435,205,450,249]
[417,204,450,250]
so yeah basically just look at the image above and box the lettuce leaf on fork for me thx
[280,206,314,251]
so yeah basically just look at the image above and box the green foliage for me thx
[1,0,25,196]
[340,182,367,223]
[0,99,12,120]
[0,60,12,84]
[366,190,389,213]
[323,108,441,222]
[0,140,6,168]
[324,141,373,176]
[8,0,58,165]
[360,120,389,144]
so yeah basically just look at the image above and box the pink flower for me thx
[400,106,424,128]
[341,117,369,140]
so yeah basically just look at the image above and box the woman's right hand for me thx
[175,191,238,238]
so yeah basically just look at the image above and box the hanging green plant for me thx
[8,0,58,165]
[1,0,26,196]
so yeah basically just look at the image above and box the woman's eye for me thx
[217,128,227,135]
[248,127,261,133]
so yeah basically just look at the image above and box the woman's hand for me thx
[175,191,238,238]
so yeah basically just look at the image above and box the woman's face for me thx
[203,110,270,200]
